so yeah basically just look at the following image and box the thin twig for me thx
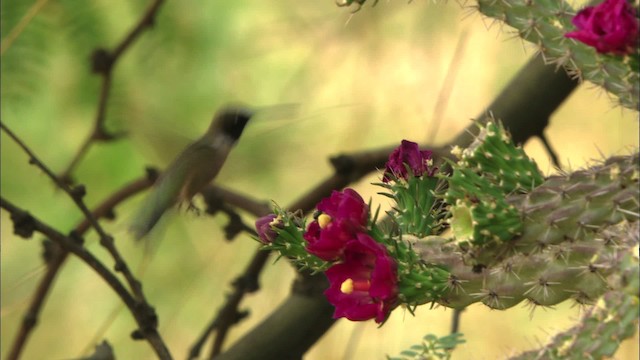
[210,251,271,359]
[538,133,561,169]
[425,29,469,144]
[5,243,65,360]
[450,309,463,334]
[185,188,273,359]
[205,186,272,218]
[58,0,165,183]
[0,121,170,359]
[1,197,172,360]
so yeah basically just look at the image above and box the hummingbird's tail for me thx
[130,183,175,240]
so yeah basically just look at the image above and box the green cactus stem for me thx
[509,242,639,360]
[379,175,446,238]
[446,120,544,249]
[445,120,638,265]
[474,0,640,109]
[464,153,639,265]
[453,121,545,194]
[446,167,523,248]
[412,221,638,310]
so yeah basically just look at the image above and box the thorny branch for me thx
[58,0,165,184]
[0,198,172,360]
[5,175,155,360]
[5,1,166,356]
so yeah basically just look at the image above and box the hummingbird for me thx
[130,105,253,240]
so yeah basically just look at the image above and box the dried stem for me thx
[1,120,161,358]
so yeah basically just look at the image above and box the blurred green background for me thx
[2,1,638,359]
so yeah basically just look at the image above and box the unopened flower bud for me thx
[255,214,282,244]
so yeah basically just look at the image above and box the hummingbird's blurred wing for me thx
[130,161,187,240]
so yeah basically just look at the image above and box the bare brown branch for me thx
[6,174,156,359]
[1,197,172,360]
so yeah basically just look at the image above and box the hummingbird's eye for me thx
[221,107,253,140]
[235,109,253,124]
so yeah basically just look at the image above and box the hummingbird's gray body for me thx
[131,106,253,239]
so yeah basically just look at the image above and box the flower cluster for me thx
[303,189,398,323]
[565,0,639,55]
[254,140,444,324]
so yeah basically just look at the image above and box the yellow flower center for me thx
[340,278,370,294]
[318,213,332,229]
[340,279,354,294]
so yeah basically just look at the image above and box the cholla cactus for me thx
[414,221,638,309]
[257,119,638,357]
[447,120,639,266]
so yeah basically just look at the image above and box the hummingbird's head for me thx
[213,106,254,141]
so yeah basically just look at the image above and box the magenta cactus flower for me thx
[304,219,358,260]
[324,233,398,323]
[315,188,369,226]
[565,0,639,54]
[382,140,436,182]
[303,188,369,260]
